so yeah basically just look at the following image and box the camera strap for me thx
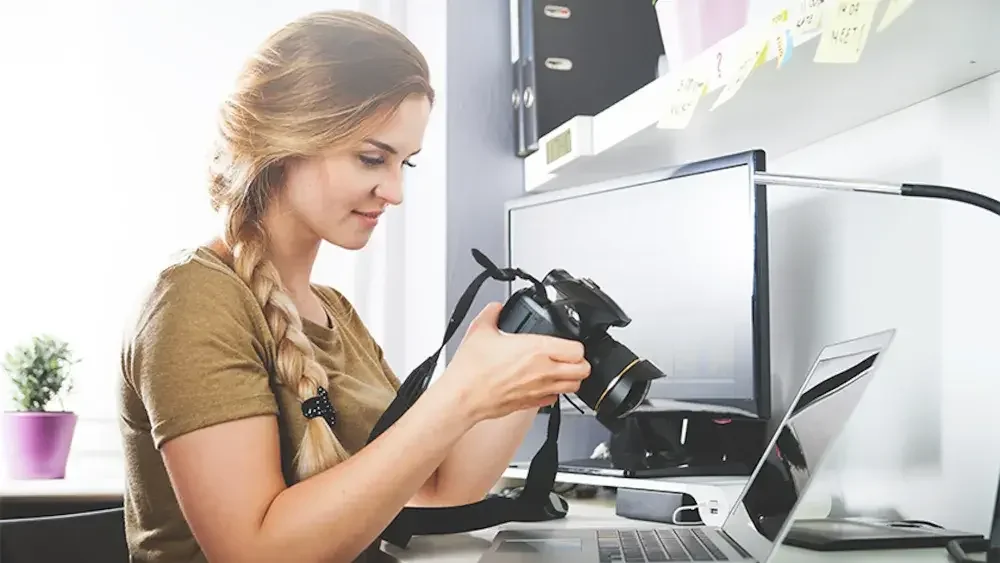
[365,249,566,549]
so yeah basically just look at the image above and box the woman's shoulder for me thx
[126,246,265,339]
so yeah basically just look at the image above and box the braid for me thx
[223,201,350,481]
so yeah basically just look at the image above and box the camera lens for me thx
[577,334,665,425]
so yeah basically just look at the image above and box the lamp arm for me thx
[753,171,1000,563]
[753,172,1000,219]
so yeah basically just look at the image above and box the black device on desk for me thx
[557,413,767,478]
[783,518,983,552]
[503,150,773,476]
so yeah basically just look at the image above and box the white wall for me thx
[766,71,1000,535]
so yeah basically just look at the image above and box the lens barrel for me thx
[578,334,664,422]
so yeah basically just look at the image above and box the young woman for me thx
[117,10,590,563]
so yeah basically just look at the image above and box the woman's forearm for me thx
[255,382,476,563]
[423,407,540,506]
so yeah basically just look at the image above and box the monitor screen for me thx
[505,151,770,417]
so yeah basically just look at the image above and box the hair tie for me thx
[301,386,336,429]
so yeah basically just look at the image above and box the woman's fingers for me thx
[542,358,591,381]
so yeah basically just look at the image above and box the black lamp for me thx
[753,171,1000,563]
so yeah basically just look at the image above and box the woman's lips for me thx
[353,210,382,227]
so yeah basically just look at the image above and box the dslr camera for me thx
[497,268,666,429]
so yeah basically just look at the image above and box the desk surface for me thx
[381,495,954,563]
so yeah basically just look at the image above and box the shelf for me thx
[523,0,1000,193]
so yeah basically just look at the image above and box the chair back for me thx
[0,506,129,563]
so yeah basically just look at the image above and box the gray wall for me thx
[444,0,523,360]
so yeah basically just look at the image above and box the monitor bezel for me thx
[503,149,772,420]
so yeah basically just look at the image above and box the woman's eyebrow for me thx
[365,138,421,156]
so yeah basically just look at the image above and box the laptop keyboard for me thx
[596,528,735,562]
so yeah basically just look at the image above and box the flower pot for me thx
[1,411,77,479]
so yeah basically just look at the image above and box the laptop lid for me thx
[720,329,896,563]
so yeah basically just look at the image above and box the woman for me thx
[117,10,590,563]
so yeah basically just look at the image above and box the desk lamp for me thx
[753,171,999,563]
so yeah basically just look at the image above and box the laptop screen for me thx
[720,330,894,562]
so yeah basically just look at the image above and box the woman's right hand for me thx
[438,301,591,423]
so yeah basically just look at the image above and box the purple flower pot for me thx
[2,411,77,479]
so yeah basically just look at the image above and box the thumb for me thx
[468,301,503,332]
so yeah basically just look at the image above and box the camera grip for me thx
[498,293,560,337]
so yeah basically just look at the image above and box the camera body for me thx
[497,268,665,430]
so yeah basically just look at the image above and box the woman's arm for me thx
[162,380,475,563]
[409,408,539,506]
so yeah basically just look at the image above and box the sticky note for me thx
[769,9,795,69]
[813,0,879,64]
[776,30,794,67]
[657,73,708,130]
[877,0,915,32]
[791,0,827,43]
[711,39,769,111]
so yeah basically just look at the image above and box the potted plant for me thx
[1,335,78,479]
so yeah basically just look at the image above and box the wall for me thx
[766,71,1000,535]
[443,0,525,362]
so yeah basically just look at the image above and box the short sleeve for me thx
[125,263,278,449]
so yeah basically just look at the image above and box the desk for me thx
[381,495,955,563]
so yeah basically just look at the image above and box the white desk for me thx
[381,495,955,563]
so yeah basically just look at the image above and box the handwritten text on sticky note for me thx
[658,74,708,130]
[814,0,879,64]
[792,0,826,42]
[712,39,768,111]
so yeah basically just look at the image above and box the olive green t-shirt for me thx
[118,246,401,562]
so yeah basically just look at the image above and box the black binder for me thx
[511,0,665,158]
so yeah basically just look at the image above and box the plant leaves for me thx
[1,334,77,412]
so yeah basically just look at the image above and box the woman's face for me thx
[279,94,431,251]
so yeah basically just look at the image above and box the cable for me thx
[901,183,1000,219]
[671,500,722,526]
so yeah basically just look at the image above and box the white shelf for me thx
[524,0,1000,193]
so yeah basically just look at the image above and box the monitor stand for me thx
[559,411,769,479]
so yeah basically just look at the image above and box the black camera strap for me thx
[365,249,566,549]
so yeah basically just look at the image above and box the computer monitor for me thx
[504,150,771,419]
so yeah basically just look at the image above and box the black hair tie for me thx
[301,386,336,429]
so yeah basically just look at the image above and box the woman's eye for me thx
[359,155,384,167]
[403,160,416,169]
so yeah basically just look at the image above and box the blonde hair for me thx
[207,10,434,481]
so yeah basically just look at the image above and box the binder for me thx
[512,0,538,157]
[511,0,665,158]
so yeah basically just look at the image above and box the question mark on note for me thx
[716,52,723,79]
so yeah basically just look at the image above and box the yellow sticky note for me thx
[711,40,769,111]
[877,0,915,32]
[814,0,879,64]
[657,74,708,130]
[791,0,827,42]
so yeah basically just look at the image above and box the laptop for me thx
[478,329,896,563]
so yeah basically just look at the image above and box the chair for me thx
[0,507,129,563]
